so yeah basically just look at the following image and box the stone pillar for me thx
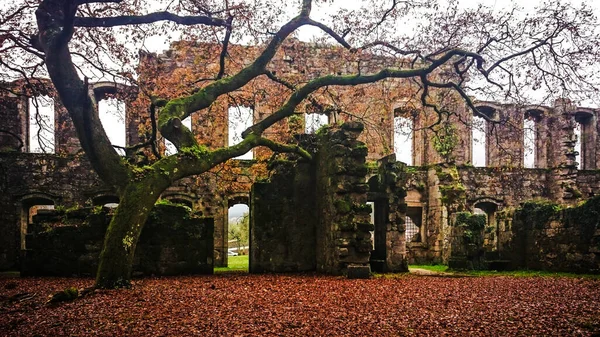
[547,99,580,203]
[54,103,81,155]
[315,121,371,278]
[487,106,524,167]
[379,156,409,272]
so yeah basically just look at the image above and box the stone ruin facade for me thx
[1,40,599,276]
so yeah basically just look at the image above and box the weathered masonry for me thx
[1,40,599,275]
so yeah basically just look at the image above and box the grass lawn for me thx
[409,264,449,273]
[214,255,248,273]
[214,260,599,278]
[409,264,600,279]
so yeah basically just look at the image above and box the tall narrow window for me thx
[165,116,192,156]
[523,117,536,168]
[305,113,329,134]
[99,98,126,155]
[574,111,595,170]
[574,122,582,169]
[472,116,486,167]
[229,106,253,160]
[394,116,413,165]
[28,96,55,153]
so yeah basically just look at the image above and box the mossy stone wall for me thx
[508,197,600,273]
[315,122,371,277]
[250,161,316,273]
[21,204,214,276]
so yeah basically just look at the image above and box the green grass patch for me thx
[409,265,449,273]
[459,269,600,279]
[409,265,599,279]
[214,255,248,273]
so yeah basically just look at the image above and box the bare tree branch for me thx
[73,12,228,28]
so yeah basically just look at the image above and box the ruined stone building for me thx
[1,40,599,276]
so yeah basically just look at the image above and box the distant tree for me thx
[1,0,598,288]
[228,213,249,254]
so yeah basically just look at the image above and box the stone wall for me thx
[0,151,245,270]
[0,152,103,270]
[404,165,575,266]
[315,122,372,277]
[250,160,316,273]
[368,155,409,272]
[249,122,376,277]
[506,197,600,273]
[22,204,214,276]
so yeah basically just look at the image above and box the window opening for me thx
[523,117,536,168]
[367,201,375,250]
[228,106,253,159]
[99,98,126,155]
[394,116,413,165]
[472,116,486,167]
[305,113,329,134]
[574,122,582,169]
[405,207,423,243]
[227,203,249,269]
[28,96,55,153]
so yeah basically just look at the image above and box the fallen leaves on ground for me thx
[1,274,599,336]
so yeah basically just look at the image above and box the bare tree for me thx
[0,0,598,288]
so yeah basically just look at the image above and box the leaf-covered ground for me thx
[1,274,599,336]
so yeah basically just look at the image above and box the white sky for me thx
[305,113,329,134]
[229,203,249,222]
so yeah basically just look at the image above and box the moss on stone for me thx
[517,200,561,229]
[440,184,466,205]
[334,199,352,214]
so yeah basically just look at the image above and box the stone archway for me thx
[471,197,503,252]
[18,193,57,252]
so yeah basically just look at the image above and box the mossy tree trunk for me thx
[95,182,161,288]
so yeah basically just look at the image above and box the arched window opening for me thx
[21,197,55,250]
[405,207,423,243]
[92,195,119,210]
[574,111,595,170]
[472,115,486,167]
[228,106,253,160]
[472,106,498,167]
[28,96,55,153]
[474,201,499,251]
[394,116,413,165]
[304,113,329,134]
[98,98,126,156]
[227,203,249,269]
[165,116,192,156]
[92,195,119,206]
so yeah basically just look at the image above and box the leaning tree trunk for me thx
[95,183,160,288]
